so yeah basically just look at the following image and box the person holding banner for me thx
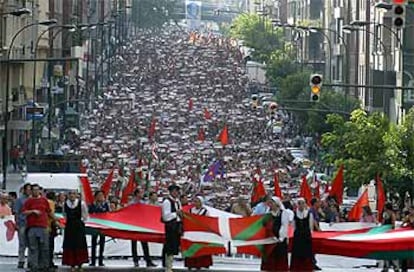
[290,198,314,272]
[184,196,213,270]
[261,197,289,272]
[161,184,183,272]
[62,190,89,271]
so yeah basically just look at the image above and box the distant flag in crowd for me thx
[299,175,312,206]
[148,118,157,139]
[101,168,114,197]
[273,172,282,198]
[80,176,94,205]
[376,175,386,222]
[197,127,205,142]
[151,142,159,161]
[348,189,369,221]
[203,160,225,182]
[218,124,229,146]
[251,174,266,204]
[329,164,344,205]
[121,170,137,205]
[188,98,193,111]
[204,108,212,120]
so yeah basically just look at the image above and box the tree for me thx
[229,13,284,62]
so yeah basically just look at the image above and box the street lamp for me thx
[2,19,57,189]
[375,2,392,10]
[31,24,75,153]
[0,8,31,16]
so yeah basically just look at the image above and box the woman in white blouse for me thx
[290,198,314,272]
[62,190,89,272]
[261,196,289,271]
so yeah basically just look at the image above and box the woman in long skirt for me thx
[261,197,289,272]
[184,196,213,269]
[290,198,314,272]
[62,191,89,271]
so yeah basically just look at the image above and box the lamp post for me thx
[0,8,31,16]
[343,25,390,115]
[2,19,57,189]
[31,24,75,153]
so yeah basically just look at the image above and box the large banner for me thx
[186,1,202,29]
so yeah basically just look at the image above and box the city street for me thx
[0,255,382,272]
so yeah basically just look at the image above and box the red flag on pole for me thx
[218,125,229,146]
[101,168,114,197]
[329,165,344,205]
[148,118,156,139]
[299,175,312,206]
[197,127,205,142]
[204,108,212,120]
[80,176,94,205]
[376,175,386,222]
[188,98,193,111]
[274,172,282,197]
[121,171,137,205]
[251,176,266,204]
[348,189,369,221]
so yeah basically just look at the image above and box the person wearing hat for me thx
[161,184,183,272]
[290,198,314,272]
[184,196,213,270]
[261,196,289,272]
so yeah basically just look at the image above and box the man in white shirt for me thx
[161,184,183,272]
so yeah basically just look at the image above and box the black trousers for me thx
[91,234,105,265]
[48,235,55,267]
[131,241,151,264]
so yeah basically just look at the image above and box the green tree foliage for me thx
[229,14,284,61]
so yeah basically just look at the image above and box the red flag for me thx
[197,127,205,142]
[314,175,320,199]
[329,165,344,205]
[218,125,229,146]
[273,172,282,197]
[188,98,193,111]
[376,175,386,222]
[204,108,212,120]
[101,168,114,197]
[148,118,156,139]
[80,176,94,205]
[348,189,369,221]
[121,171,137,205]
[251,176,266,204]
[299,175,312,206]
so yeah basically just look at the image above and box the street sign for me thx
[26,107,44,115]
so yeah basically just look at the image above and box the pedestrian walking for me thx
[261,197,289,272]
[14,183,31,269]
[62,190,89,271]
[22,183,52,272]
[290,198,314,272]
[184,196,212,270]
[161,184,183,272]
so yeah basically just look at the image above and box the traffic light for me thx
[251,94,259,109]
[393,0,406,28]
[269,102,278,115]
[310,74,322,102]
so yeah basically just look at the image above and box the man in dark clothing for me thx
[88,190,110,267]
[309,197,322,271]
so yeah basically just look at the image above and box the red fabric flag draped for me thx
[80,176,94,205]
[148,118,156,139]
[188,98,193,111]
[197,127,205,142]
[101,168,114,197]
[121,171,137,205]
[251,176,266,204]
[204,108,212,120]
[348,189,369,221]
[329,165,344,205]
[273,172,282,197]
[376,175,386,222]
[299,175,312,206]
[218,125,229,146]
